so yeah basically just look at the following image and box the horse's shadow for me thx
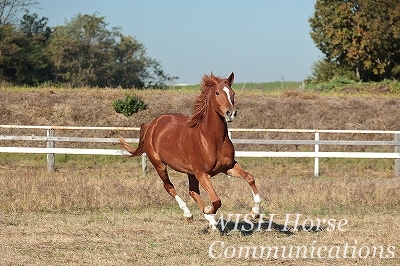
[202,218,324,236]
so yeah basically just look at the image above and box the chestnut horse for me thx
[120,72,261,229]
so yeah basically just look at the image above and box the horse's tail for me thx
[119,123,149,157]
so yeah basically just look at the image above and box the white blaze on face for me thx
[223,86,233,105]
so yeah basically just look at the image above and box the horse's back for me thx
[148,113,190,135]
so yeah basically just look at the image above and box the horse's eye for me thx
[216,91,220,95]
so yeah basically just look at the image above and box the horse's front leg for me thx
[195,172,221,230]
[227,161,262,216]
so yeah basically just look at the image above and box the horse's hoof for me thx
[203,205,213,214]
[207,222,218,231]
[209,225,218,231]
[251,209,261,219]
[184,215,194,224]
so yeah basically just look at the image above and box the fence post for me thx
[47,129,55,172]
[395,133,400,177]
[141,154,147,174]
[314,131,319,177]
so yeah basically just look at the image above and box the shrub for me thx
[113,93,147,116]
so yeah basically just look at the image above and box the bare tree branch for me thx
[0,0,38,25]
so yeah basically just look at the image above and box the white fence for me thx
[1,125,400,177]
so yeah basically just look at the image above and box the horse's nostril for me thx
[226,110,237,117]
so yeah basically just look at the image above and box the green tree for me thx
[0,7,176,87]
[0,12,51,85]
[309,0,400,81]
[112,35,149,88]
[47,13,116,87]
[113,35,177,88]
[19,11,51,39]
[145,59,178,89]
[47,13,176,88]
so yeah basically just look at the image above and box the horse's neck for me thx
[199,110,229,144]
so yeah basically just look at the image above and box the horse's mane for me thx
[188,74,222,127]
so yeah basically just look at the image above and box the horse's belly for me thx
[158,145,194,173]
[210,154,235,175]
[194,143,235,175]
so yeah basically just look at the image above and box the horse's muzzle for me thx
[225,109,237,122]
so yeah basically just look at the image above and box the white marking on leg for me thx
[252,192,261,215]
[253,193,261,204]
[223,86,233,105]
[175,195,192,218]
[204,213,218,230]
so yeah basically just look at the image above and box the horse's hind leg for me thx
[149,155,193,221]
[188,174,205,211]
[227,162,262,216]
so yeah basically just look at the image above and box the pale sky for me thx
[35,0,323,84]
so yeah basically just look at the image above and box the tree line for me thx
[2,0,399,87]
[0,1,176,88]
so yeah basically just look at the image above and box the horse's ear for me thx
[202,74,217,88]
[227,72,234,85]
[210,71,215,78]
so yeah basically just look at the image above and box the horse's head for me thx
[208,72,237,123]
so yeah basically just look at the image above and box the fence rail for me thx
[1,125,400,176]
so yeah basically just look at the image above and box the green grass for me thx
[306,77,400,94]
[1,80,301,91]
[4,79,400,96]
[232,81,302,92]
[170,81,302,94]
[0,153,396,179]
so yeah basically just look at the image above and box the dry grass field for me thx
[1,87,400,265]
